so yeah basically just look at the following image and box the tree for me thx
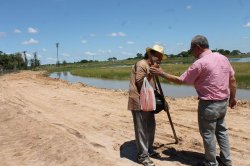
[224,50,230,55]
[178,51,189,57]
[108,57,117,61]
[30,58,35,68]
[30,52,40,69]
[62,60,67,66]
[217,49,225,55]
[34,52,40,67]
[168,54,175,58]
[15,52,25,69]
[80,59,88,63]
[136,53,143,59]
[230,50,241,55]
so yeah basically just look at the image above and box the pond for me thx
[49,72,250,100]
[229,57,250,62]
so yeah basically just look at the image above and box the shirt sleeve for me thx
[180,62,201,84]
[135,63,147,91]
[229,65,235,77]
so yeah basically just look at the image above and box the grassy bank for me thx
[43,60,250,89]
[231,62,250,88]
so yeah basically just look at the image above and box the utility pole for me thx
[23,51,28,69]
[56,42,59,66]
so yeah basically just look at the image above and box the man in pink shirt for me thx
[150,35,237,166]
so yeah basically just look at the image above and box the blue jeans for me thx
[198,99,232,166]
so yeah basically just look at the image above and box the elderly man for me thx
[150,35,236,166]
[128,44,165,166]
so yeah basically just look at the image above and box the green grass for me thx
[232,62,250,89]
[71,66,131,80]
[42,60,250,89]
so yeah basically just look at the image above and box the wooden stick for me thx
[148,51,179,144]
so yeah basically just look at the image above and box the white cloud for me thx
[62,53,70,57]
[122,51,133,56]
[242,36,249,39]
[108,32,126,37]
[84,51,96,56]
[118,46,123,49]
[22,38,39,45]
[98,49,112,54]
[186,5,192,10]
[42,48,47,52]
[126,41,135,44]
[28,27,38,34]
[26,53,33,58]
[46,57,57,63]
[89,33,96,37]
[37,54,42,58]
[14,29,22,33]
[243,22,250,28]
[81,40,87,44]
[0,32,6,38]
[176,43,184,46]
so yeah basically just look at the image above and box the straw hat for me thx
[146,44,166,59]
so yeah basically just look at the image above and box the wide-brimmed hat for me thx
[146,44,166,59]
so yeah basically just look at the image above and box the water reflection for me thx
[55,71,68,79]
[56,72,61,78]
[63,71,68,76]
[50,72,250,100]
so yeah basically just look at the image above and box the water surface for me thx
[50,72,250,100]
[229,57,250,62]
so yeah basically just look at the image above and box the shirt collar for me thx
[198,50,212,59]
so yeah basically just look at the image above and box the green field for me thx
[43,59,250,89]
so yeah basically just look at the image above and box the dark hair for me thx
[144,50,157,59]
[191,35,209,49]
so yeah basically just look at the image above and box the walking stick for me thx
[148,51,179,144]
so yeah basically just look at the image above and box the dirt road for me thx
[0,71,249,166]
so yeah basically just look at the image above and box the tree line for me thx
[0,51,40,71]
[168,49,242,58]
[75,49,246,64]
[126,49,245,60]
[0,48,246,69]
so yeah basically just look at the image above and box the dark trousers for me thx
[131,110,156,158]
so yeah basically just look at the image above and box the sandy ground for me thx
[0,71,249,166]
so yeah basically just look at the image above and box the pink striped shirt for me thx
[180,50,235,100]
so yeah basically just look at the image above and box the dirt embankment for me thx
[0,71,249,166]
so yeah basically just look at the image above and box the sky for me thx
[0,0,250,64]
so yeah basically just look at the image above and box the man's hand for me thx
[229,76,237,109]
[151,62,160,68]
[229,97,237,109]
[149,66,164,76]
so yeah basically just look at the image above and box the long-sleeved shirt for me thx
[127,59,155,110]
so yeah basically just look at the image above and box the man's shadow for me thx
[120,140,204,166]
[120,140,138,162]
